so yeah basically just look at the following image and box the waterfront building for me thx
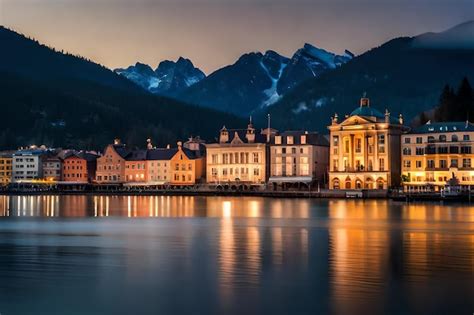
[12,148,50,183]
[0,151,14,185]
[206,119,274,186]
[401,121,474,191]
[42,154,62,181]
[269,131,329,190]
[328,97,409,190]
[145,149,174,184]
[170,141,206,185]
[124,150,148,183]
[62,151,99,183]
[95,139,130,184]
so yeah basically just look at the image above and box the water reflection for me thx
[0,195,473,314]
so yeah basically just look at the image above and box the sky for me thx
[1,0,473,74]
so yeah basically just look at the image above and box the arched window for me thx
[355,179,362,189]
[451,135,458,142]
[345,179,351,189]
[332,178,340,190]
[427,136,435,143]
[439,135,446,142]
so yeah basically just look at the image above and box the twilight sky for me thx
[1,0,473,74]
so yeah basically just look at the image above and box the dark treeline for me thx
[418,78,474,125]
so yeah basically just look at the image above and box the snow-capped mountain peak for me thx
[114,57,205,96]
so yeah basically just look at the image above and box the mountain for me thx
[0,26,243,149]
[115,57,205,96]
[258,21,474,132]
[413,20,474,50]
[172,44,352,116]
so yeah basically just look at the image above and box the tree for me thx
[455,77,474,121]
[434,84,455,122]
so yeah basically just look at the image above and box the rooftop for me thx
[410,121,474,134]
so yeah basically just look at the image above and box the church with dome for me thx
[327,97,409,190]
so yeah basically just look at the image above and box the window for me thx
[253,168,260,176]
[427,136,435,143]
[416,148,424,155]
[333,136,339,147]
[439,135,446,142]
[355,138,362,153]
[212,154,218,164]
[211,168,218,176]
[462,158,471,168]
[287,136,294,145]
[282,148,286,154]
[379,158,385,171]
[253,153,259,163]
[439,160,447,168]
[378,134,385,153]
[275,136,281,144]
[451,159,458,167]
[402,148,411,155]
[300,135,306,144]
[463,134,470,141]
[403,160,411,168]
[451,135,458,142]
[438,147,448,154]
[291,148,296,154]
[300,164,309,175]
[404,137,411,144]
[450,146,459,154]
[427,160,435,168]
[344,139,350,154]
[461,146,472,154]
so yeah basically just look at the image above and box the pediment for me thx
[340,115,374,126]
[230,132,244,144]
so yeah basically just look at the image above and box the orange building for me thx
[170,142,206,185]
[124,150,147,182]
[62,152,99,183]
[95,140,130,184]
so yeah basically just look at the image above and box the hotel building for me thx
[269,131,329,189]
[328,97,409,190]
[11,148,50,183]
[206,120,273,186]
[401,121,474,191]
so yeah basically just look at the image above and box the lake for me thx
[0,195,473,314]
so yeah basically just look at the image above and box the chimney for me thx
[146,139,153,150]
[177,141,182,148]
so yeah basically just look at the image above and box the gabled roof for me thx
[410,121,474,134]
[220,129,268,144]
[146,148,179,161]
[110,144,130,159]
[125,150,147,161]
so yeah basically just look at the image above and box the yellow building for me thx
[206,120,272,187]
[170,142,206,185]
[328,97,408,190]
[0,151,13,185]
[401,121,474,191]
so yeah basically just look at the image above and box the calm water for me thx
[0,196,473,315]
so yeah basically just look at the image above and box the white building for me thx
[12,149,48,183]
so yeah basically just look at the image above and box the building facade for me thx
[95,140,129,184]
[42,155,62,181]
[206,121,271,186]
[170,142,206,185]
[0,151,13,185]
[62,152,99,183]
[124,150,147,183]
[401,121,474,191]
[269,131,329,189]
[12,149,48,183]
[328,97,409,190]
